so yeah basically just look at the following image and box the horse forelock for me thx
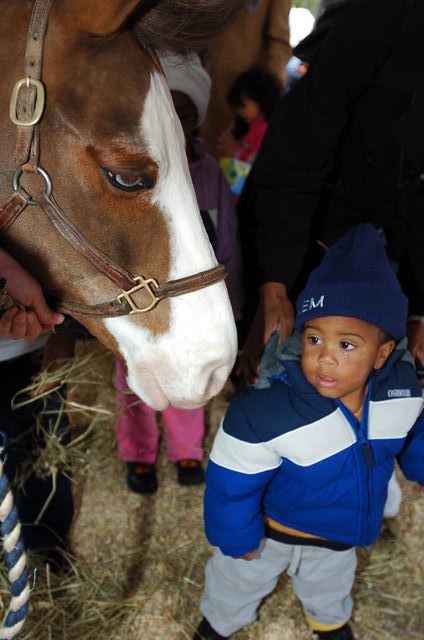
[135,0,247,55]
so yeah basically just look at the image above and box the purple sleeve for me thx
[215,173,244,321]
[189,145,244,320]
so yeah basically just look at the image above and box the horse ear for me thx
[65,0,145,36]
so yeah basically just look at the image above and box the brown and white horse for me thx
[0,0,244,410]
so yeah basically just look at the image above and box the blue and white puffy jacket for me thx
[204,336,424,557]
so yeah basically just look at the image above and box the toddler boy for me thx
[193,224,424,640]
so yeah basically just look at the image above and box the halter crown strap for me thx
[0,0,52,231]
[11,0,53,166]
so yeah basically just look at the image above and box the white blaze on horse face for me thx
[104,69,237,410]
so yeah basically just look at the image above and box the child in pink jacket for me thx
[217,68,282,198]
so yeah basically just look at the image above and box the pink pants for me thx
[115,359,205,464]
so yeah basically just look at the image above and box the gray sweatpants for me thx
[200,538,357,637]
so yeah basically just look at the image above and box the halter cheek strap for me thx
[0,0,227,318]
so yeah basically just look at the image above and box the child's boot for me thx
[175,459,205,486]
[312,623,355,640]
[192,617,229,639]
[126,462,158,494]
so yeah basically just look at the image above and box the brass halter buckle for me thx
[117,275,160,314]
[9,77,46,126]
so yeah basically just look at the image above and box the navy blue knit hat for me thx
[295,225,408,339]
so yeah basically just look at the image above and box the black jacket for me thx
[251,0,424,312]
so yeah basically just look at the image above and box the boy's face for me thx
[170,90,198,141]
[301,316,395,412]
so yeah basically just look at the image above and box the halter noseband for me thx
[0,0,227,318]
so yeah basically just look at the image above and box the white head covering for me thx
[159,52,211,127]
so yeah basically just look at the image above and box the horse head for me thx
[0,0,244,409]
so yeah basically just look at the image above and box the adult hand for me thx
[238,282,294,384]
[0,248,64,340]
[407,321,424,385]
[407,321,424,362]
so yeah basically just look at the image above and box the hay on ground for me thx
[4,340,423,639]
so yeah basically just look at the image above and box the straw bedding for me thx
[4,339,423,639]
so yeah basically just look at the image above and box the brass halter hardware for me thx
[117,276,160,314]
[9,77,45,126]
[0,0,227,319]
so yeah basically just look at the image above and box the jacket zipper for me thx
[335,383,374,544]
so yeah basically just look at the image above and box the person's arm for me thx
[255,0,404,287]
[407,322,424,371]
[239,0,406,382]
[402,184,424,368]
[397,410,424,486]
[215,171,244,321]
[238,281,293,382]
[0,248,64,340]
[204,392,281,557]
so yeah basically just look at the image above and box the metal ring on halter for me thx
[12,165,52,205]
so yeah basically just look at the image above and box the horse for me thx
[0,0,244,411]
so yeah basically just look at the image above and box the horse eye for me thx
[102,168,154,192]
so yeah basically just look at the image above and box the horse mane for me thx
[134,0,247,55]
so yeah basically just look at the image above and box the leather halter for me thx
[0,0,227,318]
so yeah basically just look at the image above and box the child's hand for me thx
[238,549,258,561]
[217,126,239,157]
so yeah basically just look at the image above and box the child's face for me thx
[170,90,198,142]
[301,316,395,412]
[237,96,261,123]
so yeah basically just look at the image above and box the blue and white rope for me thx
[0,443,29,639]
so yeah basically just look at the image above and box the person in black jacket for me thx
[238,0,424,383]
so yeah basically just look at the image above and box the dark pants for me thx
[0,353,74,557]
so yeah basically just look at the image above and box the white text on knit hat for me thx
[300,296,325,313]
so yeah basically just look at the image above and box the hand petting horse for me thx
[0,0,245,410]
